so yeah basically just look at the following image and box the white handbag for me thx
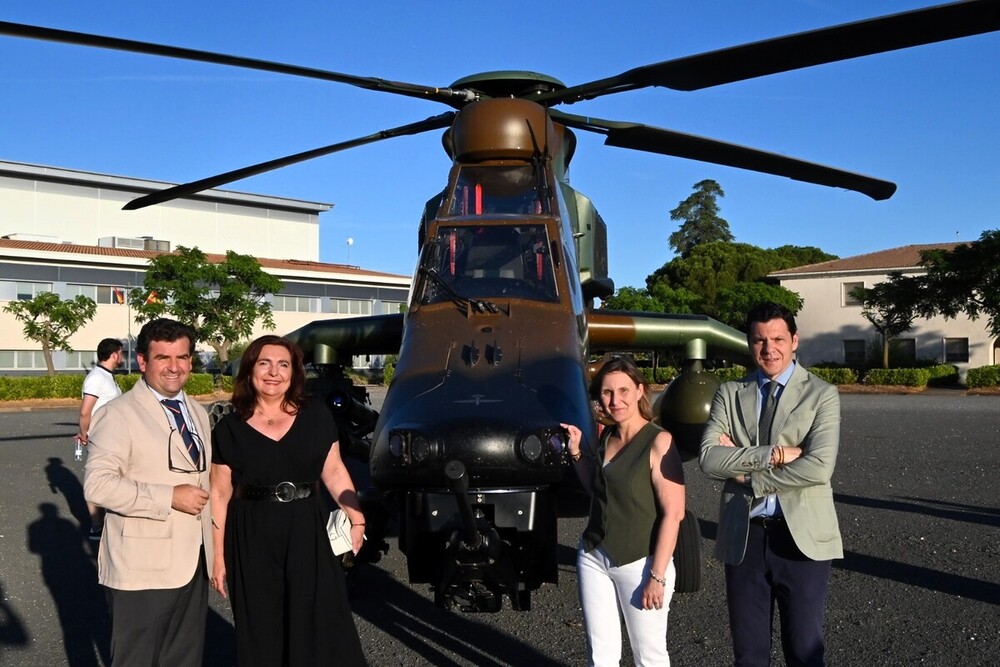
[326,509,352,556]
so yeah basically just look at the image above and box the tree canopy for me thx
[130,246,284,362]
[4,292,96,376]
[850,280,918,369]
[881,230,1000,337]
[602,241,825,329]
[667,180,734,257]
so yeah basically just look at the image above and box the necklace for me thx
[256,409,279,426]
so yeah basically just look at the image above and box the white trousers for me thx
[577,545,676,667]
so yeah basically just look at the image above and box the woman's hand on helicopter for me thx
[560,422,583,459]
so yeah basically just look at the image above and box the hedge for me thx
[808,367,858,385]
[0,372,222,400]
[863,368,931,387]
[966,365,1000,388]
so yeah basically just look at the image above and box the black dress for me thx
[212,399,366,666]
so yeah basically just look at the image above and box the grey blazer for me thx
[699,363,843,564]
[84,378,214,591]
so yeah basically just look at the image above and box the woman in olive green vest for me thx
[562,357,685,666]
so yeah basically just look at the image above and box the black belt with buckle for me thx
[750,516,786,530]
[235,481,318,502]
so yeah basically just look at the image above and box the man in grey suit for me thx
[700,301,842,667]
[85,318,213,666]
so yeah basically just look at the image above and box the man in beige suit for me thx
[85,318,213,666]
[700,301,842,667]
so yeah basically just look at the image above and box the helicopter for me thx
[3,0,999,612]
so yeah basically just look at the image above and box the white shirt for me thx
[82,364,122,418]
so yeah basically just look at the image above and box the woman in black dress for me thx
[209,335,367,666]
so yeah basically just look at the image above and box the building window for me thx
[381,301,406,314]
[65,350,98,369]
[893,338,917,364]
[842,281,864,307]
[329,298,372,316]
[844,339,866,364]
[16,282,53,300]
[67,284,127,305]
[944,338,969,363]
[0,350,47,369]
[272,295,317,313]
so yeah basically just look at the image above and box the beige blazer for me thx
[84,378,214,591]
[699,363,843,564]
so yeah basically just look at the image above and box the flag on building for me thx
[113,287,125,304]
[145,290,161,305]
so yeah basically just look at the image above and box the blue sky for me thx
[2,1,998,290]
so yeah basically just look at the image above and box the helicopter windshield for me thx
[418,225,558,304]
[447,165,543,216]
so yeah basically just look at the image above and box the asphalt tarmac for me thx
[1,391,997,666]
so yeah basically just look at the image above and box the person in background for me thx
[209,335,366,666]
[84,318,212,666]
[562,356,685,666]
[699,301,842,667]
[77,337,123,540]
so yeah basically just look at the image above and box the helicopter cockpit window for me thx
[447,165,543,216]
[418,225,558,304]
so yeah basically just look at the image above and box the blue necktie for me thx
[162,398,199,466]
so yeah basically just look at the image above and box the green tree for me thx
[643,241,823,327]
[893,230,1000,336]
[600,286,663,312]
[3,292,97,376]
[715,283,803,330]
[131,246,284,363]
[851,281,918,369]
[667,180,734,257]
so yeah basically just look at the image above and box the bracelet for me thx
[778,447,786,467]
[569,450,583,462]
[351,522,366,527]
[649,572,666,585]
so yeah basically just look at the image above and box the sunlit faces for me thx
[252,344,293,399]
[138,338,193,398]
[598,371,644,424]
[748,318,799,381]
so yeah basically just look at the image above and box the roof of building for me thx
[0,238,409,281]
[0,160,332,214]
[770,242,962,277]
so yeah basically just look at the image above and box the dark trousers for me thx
[105,555,208,667]
[725,520,831,667]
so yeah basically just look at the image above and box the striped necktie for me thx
[162,398,199,465]
[758,381,778,447]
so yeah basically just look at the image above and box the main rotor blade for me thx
[553,111,896,200]
[0,21,476,105]
[542,0,1000,104]
[122,112,455,210]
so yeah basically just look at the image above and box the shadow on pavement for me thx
[27,503,111,666]
[348,563,567,666]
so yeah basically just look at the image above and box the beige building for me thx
[771,244,998,375]
[0,160,410,374]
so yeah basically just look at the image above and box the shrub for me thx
[712,365,748,383]
[217,375,235,392]
[382,362,395,386]
[0,375,86,399]
[863,368,931,387]
[808,367,858,385]
[966,365,1000,388]
[116,374,141,392]
[184,373,216,396]
[925,364,960,387]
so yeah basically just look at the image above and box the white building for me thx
[771,243,998,375]
[0,160,410,374]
